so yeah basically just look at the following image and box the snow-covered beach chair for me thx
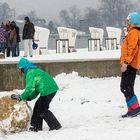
[105,27,122,50]
[57,27,77,53]
[88,27,104,51]
[33,26,50,55]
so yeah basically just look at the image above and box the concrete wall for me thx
[0,64,25,91]
[0,60,121,91]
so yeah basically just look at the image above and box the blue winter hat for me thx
[127,12,140,26]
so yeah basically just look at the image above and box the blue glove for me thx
[11,94,20,101]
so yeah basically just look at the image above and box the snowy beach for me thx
[1,72,140,140]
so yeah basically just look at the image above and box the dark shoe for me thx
[49,125,62,131]
[122,113,129,118]
[122,107,140,118]
[29,127,42,132]
[30,55,33,57]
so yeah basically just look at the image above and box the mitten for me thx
[11,94,20,101]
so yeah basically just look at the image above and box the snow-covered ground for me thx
[0,49,120,64]
[1,72,140,140]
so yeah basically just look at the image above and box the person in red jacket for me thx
[120,12,140,118]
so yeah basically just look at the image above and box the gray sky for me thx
[0,0,99,20]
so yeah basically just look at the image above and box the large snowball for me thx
[0,96,31,134]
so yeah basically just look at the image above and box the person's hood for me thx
[18,58,37,74]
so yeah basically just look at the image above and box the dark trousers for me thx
[6,47,10,57]
[120,65,137,100]
[31,92,61,130]
[6,46,16,57]
[0,43,6,54]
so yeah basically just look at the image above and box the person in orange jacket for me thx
[120,12,140,118]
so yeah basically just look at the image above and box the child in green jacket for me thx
[11,58,62,132]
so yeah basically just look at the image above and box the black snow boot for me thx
[29,126,43,132]
[122,107,140,118]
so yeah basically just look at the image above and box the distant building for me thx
[31,18,47,27]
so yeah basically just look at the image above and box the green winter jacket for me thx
[18,58,59,101]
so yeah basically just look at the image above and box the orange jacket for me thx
[120,25,140,69]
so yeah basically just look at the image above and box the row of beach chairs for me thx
[33,26,122,55]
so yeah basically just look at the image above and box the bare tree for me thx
[28,10,37,20]
[47,20,57,34]
[84,7,102,28]
[99,0,135,27]
[18,11,38,21]
[0,2,15,22]
[18,10,47,27]
[59,9,71,27]
[59,5,81,29]
[69,5,81,28]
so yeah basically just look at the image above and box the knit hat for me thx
[127,12,140,26]
[24,16,30,22]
